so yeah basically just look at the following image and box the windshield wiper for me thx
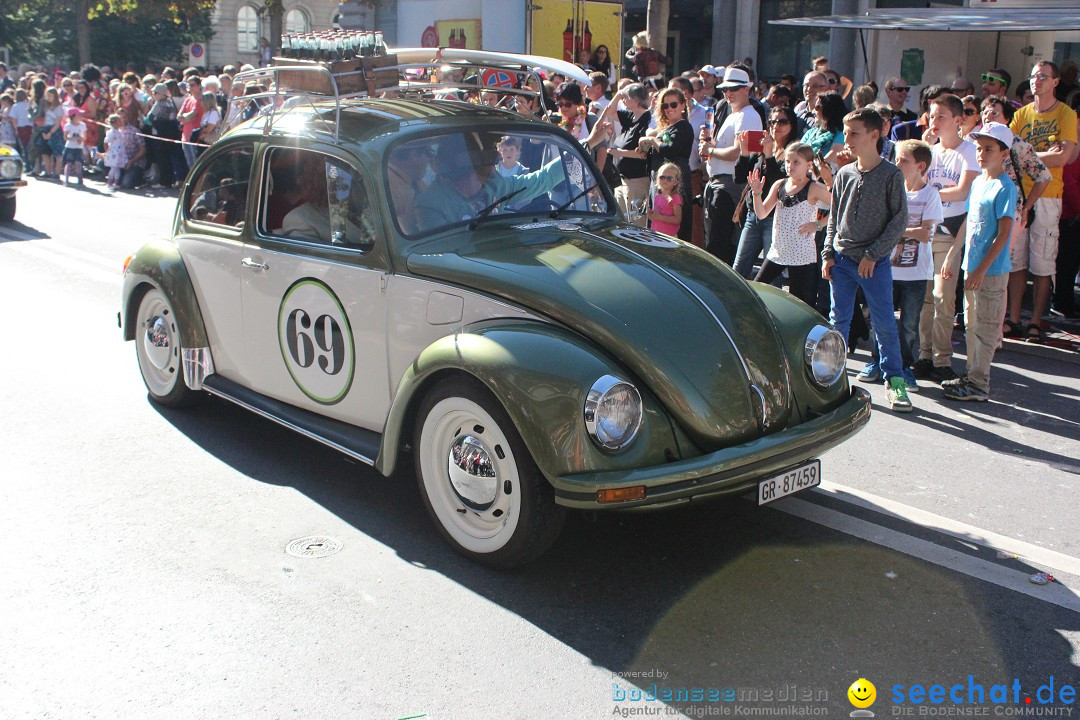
[469,188,526,229]
[549,182,598,219]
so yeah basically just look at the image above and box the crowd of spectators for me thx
[1,44,1078,406]
[0,60,251,191]
[566,44,1079,407]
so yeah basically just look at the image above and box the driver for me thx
[414,132,567,231]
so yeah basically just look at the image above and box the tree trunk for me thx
[267,0,284,57]
[74,0,91,67]
[646,0,669,75]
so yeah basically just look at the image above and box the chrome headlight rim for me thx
[0,159,20,180]
[584,374,643,451]
[804,324,847,388]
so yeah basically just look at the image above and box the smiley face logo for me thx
[848,678,876,708]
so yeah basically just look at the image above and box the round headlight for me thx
[804,325,847,387]
[0,159,19,180]
[584,375,643,450]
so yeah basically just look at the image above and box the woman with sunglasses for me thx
[589,45,616,86]
[587,84,653,225]
[637,87,694,242]
[801,90,848,167]
[959,94,981,141]
[731,106,801,279]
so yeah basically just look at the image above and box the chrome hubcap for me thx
[143,315,172,370]
[447,434,499,510]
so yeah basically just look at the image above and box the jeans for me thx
[182,140,199,170]
[870,279,928,368]
[828,254,904,381]
[119,165,144,189]
[733,209,774,280]
[703,174,741,265]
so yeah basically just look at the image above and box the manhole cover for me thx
[285,536,342,558]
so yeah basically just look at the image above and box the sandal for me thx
[1026,324,1044,343]
[1002,321,1022,339]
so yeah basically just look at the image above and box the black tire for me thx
[0,195,14,222]
[134,287,200,408]
[414,376,566,568]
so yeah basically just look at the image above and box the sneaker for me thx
[912,358,934,380]
[902,368,920,392]
[887,376,913,412]
[857,361,882,384]
[940,373,966,389]
[930,365,959,383]
[943,378,988,402]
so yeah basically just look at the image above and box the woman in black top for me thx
[587,84,652,224]
[732,105,801,279]
[638,87,694,242]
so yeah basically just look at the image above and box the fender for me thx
[121,238,209,349]
[751,282,851,418]
[375,320,681,481]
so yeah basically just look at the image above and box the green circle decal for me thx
[277,278,356,405]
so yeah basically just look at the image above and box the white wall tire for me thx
[134,288,198,407]
[415,377,565,568]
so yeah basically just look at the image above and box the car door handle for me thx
[241,258,269,271]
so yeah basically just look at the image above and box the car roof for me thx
[225,98,551,147]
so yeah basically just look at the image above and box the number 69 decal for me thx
[278,278,355,404]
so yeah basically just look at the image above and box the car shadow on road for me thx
[154,396,1080,713]
[0,220,48,242]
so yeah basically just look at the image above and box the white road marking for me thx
[4,241,120,286]
[815,480,1080,577]
[771,494,1080,614]
[33,239,123,275]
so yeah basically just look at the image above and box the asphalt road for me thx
[2,175,1078,719]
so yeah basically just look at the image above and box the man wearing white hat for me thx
[698,66,762,265]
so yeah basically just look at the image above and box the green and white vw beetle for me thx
[120,52,870,567]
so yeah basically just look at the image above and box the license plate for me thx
[758,459,820,505]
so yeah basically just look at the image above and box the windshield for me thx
[386,128,615,237]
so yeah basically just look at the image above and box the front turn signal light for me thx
[597,486,646,503]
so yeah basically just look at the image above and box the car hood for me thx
[406,220,793,450]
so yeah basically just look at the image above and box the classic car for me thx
[119,51,870,567]
[0,143,26,221]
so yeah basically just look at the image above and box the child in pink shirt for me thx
[649,162,683,236]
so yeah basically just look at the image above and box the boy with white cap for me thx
[941,122,1018,401]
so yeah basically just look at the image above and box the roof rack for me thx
[223,47,593,142]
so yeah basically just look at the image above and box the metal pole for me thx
[859,28,869,85]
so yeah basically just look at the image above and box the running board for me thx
[201,375,381,466]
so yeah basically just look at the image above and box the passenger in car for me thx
[280,154,370,244]
[280,156,332,241]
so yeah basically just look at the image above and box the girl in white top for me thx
[103,114,125,188]
[748,142,831,307]
[198,91,221,145]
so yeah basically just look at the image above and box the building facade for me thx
[205,1,374,69]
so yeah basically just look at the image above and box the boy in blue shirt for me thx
[940,122,1018,401]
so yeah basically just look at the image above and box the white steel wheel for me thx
[415,378,565,568]
[134,288,197,407]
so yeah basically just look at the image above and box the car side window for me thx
[262,147,375,247]
[187,145,253,228]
